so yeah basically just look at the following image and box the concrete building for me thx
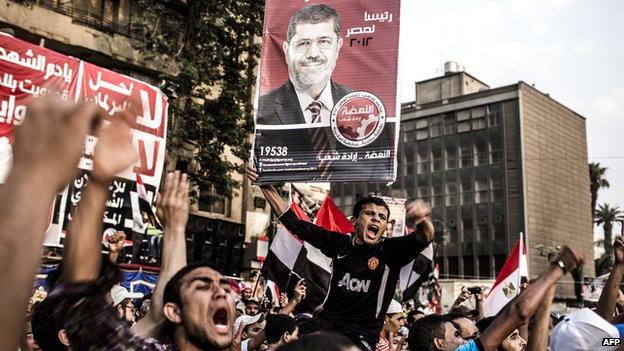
[332,63,594,296]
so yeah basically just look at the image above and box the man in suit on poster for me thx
[257,4,352,126]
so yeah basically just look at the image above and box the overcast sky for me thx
[398,0,624,246]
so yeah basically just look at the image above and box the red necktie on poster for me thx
[308,101,331,178]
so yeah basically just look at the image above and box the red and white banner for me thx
[483,233,528,317]
[0,33,168,246]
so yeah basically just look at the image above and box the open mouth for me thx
[366,225,379,239]
[212,307,229,332]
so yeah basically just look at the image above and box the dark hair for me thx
[163,262,217,308]
[286,4,341,42]
[32,297,68,351]
[297,316,333,335]
[276,332,354,351]
[408,314,451,351]
[476,316,496,333]
[352,196,390,219]
[407,309,425,326]
[265,314,297,344]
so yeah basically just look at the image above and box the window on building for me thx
[430,115,443,138]
[404,143,415,164]
[431,160,443,172]
[464,256,475,278]
[199,188,231,217]
[492,204,506,240]
[417,129,428,140]
[478,255,491,278]
[475,167,488,204]
[457,110,470,121]
[476,204,489,241]
[444,113,457,135]
[489,131,503,164]
[405,175,415,190]
[448,257,459,277]
[472,107,487,130]
[461,192,473,205]
[416,118,429,129]
[417,142,429,162]
[473,106,486,118]
[488,103,502,127]
[459,134,472,168]
[445,137,457,170]
[404,163,415,177]
[461,206,473,241]
[446,209,458,244]
[474,131,488,166]
[445,195,457,206]
[417,162,429,174]
[404,130,416,142]
[403,120,417,131]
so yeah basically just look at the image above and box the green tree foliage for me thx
[595,203,624,275]
[133,0,264,202]
[589,162,610,219]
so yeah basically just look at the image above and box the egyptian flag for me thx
[483,233,528,317]
[260,196,351,313]
[399,243,434,302]
[131,172,157,233]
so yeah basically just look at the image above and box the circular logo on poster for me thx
[331,91,386,148]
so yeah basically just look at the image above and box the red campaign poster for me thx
[0,33,168,246]
[253,0,401,184]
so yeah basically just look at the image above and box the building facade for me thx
[332,66,594,295]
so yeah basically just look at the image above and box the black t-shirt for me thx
[279,209,430,342]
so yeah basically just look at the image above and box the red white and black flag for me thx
[483,233,528,317]
[399,242,434,302]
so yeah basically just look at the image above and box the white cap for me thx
[386,300,403,315]
[110,285,144,307]
[234,313,265,334]
[550,308,621,351]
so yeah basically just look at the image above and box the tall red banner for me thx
[253,0,401,183]
[0,33,168,246]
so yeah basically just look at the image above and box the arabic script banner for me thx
[252,0,401,183]
[0,33,168,246]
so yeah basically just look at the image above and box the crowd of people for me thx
[2,99,624,351]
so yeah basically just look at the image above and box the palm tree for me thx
[589,162,610,219]
[595,203,624,256]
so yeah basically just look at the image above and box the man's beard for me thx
[288,54,337,92]
[182,317,231,351]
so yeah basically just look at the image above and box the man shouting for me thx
[248,166,434,350]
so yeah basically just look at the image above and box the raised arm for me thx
[132,171,189,338]
[381,200,434,268]
[479,246,585,351]
[280,278,307,315]
[246,165,348,255]
[247,165,288,216]
[526,285,555,351]
[62,114,138,284]
[0,101,101,349]
[596,236,624,320]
